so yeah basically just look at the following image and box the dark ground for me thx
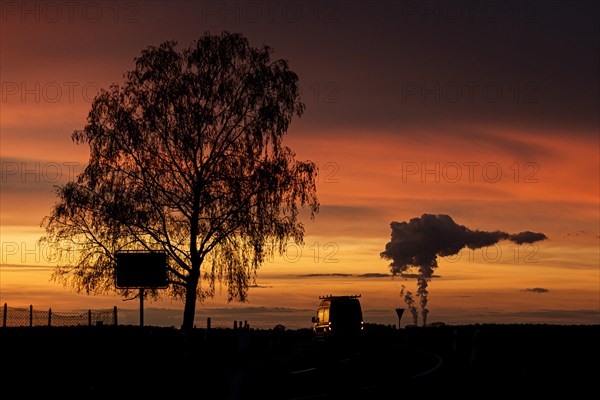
[1,323,598,399]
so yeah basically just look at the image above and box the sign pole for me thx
[114,251,168,328]
[140,288,144,327]
[395,308,405,329]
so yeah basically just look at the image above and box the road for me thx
[234,334,444,399]
[229,324,600,399]
[1,324,597,398]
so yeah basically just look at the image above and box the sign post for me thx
[115,251,168,327]
[395,308,405,329]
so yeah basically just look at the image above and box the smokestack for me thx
[395,308,405,329]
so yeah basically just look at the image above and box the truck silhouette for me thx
[311,294,364,342]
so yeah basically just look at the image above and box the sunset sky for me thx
[1,0,598,329]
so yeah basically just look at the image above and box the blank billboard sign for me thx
[115,251,168,289]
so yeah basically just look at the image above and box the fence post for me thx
[29,305,33,327]
[3,303,7,327]
[48,308,52,327]
[88,310,92,326]
[113,306,118,326]
[207,317,211,331]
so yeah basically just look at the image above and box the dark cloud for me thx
[524,287,550,293]
[381,213,547,272]
[290,0,599,138]
[510,231,549,245]
[447,129,555,160]
[381,213,548,326]
[357,273,392,278]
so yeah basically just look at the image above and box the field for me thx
[1,323,598,399]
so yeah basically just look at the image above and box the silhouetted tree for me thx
[40,31,319,331]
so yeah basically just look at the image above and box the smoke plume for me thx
[400,285,418,326]
[382,213,548,326]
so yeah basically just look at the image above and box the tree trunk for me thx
[181,270,200,332]
[183,175,201,332]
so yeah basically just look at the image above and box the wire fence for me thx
[2,303,117,327]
